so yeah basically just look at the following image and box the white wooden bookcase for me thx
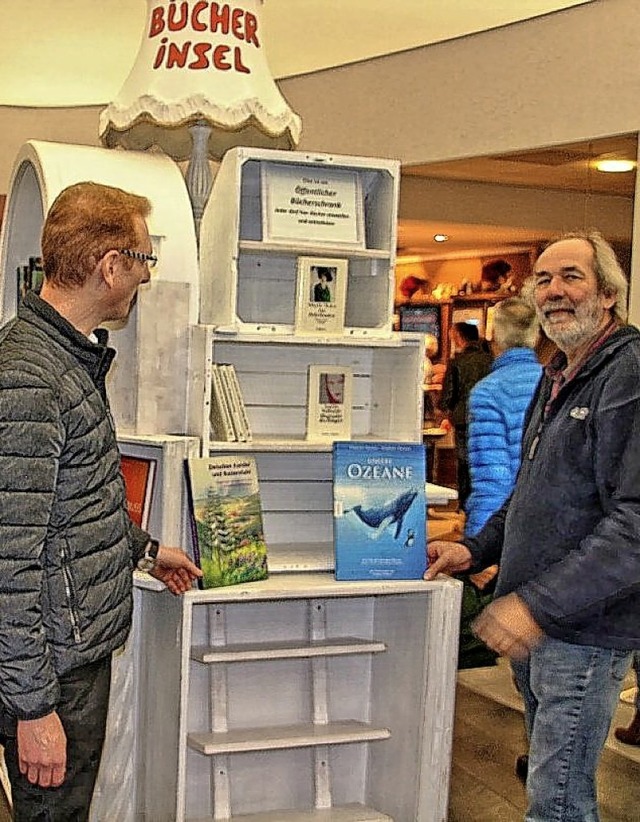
[187,326,426,574]
[89,434,200,822]
[135,574,461,822]
[0,142,462,822]
[199,147,399,338]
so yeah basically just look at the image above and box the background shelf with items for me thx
[188,327,425,452]
[198,147,399,338]
[136,573,462,822]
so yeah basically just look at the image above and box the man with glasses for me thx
[0,181,201,820]
[426,232,640,822]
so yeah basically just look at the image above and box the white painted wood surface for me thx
[138,574,463,822]
[190,803,392,821]
[199,147,399,338]
[188,721,391,755]
[0,140,200,435]
[188,328,424,450]
[191,637,387,663]
[90,435,200,822]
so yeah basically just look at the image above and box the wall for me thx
[281,0,640,165]
[1,0,639,315]
[398,176,633,243]
[281,0,640,320]
[2,0,640,187]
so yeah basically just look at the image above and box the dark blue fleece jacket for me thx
[464,325,640,649]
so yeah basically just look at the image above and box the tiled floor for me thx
[458,657,640,765]
[451,660,640,821]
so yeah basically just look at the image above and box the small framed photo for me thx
[306,364,353,442]
[295,256,348,336]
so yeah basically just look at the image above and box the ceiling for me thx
[404,134,638,198]
[1,0,624,261]
[0,1,591,107]
[398,133,638,258]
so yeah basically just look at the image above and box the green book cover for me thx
[185,456,268,589]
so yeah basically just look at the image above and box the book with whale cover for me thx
[332,441,427,581]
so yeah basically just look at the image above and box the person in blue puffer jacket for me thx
[465,297,542,536]
[457,297,542,672]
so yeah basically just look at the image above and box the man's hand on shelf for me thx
[151,546,202,594]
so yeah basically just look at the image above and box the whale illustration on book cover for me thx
[332,441,427,580]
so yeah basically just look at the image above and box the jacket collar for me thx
[546,324,639,384]
[492,347,538,371]
[19,291,116,380]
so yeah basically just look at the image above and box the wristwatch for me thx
[137,538,160,573]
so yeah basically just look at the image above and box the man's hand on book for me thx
[151,546,202,595]
[424,540,472,580]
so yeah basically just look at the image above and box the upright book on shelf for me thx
[209,364,237,442]
[294,256,348,336]
[306,364,353,442]
[219,363,252,442]
[184,456,268,589]
[332,441,427,581]
[120,455,156,530]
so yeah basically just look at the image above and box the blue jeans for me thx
[512,637,631,822]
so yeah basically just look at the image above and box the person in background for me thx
[426,232,640,822]
[422,333,440,424]
[459,297,542,750]
[615,653,640,745]
[481,258,515,293]
[440,321,492,508]
[465,297,542,536]
[0,181,202,821]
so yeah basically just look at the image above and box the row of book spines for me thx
[210,363,252,443]
[17,256,45,300]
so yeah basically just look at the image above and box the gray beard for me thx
[537,293,604,352]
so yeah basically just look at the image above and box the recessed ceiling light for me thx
[433,233,449,243]
[594,159,636,173]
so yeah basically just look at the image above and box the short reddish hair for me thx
[41,182,152,287]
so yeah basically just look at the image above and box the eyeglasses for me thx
[119,249,158,268]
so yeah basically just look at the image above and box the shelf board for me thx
[239,240,391,260]
[187,720,390,755]
[211,330,407,347]
[267,541,334,574]
[189,803,392,821]
[191,637,387,664]
[207,435,421,454]
[182,573,446,604]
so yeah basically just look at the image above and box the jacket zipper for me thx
[60,545,82,643]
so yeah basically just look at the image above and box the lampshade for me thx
[99,0,302,161]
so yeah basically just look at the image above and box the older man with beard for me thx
[426,232,640,822]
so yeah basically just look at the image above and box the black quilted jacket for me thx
[0,291,149,720]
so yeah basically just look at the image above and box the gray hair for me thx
[538,231,629,323]
[492,297,539,350]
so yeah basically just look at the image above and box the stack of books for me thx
[209,363,252,442]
